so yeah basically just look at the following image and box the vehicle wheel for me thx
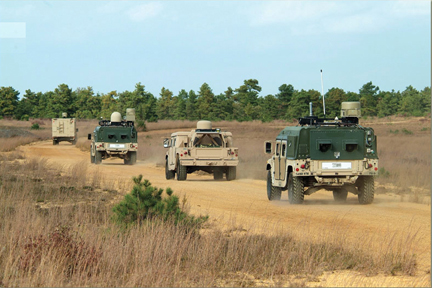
[267,170,281,201]
[357,176,374,204]
[176,158,187,181]
[124,157,130,165]
[90,152,95,164]
[226,166,237,181]
[53,140,58,145]
[214,168,223,180]
[333,188,348,202]
[165,159,175,180]
[130,151,137,165]
[288,173,304,204]
[95,151,102,165]
[72,139,77,145]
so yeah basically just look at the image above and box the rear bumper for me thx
[180,159,238,167]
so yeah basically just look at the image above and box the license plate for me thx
[109,144,125,149]
[322,162,351,169]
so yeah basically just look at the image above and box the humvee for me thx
[52,112,78,145]
[88,109,138,165]
[265,102,378,204]
[164,120,238,181]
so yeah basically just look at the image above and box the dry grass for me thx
[0,117,429,286]
[0,152,422,287]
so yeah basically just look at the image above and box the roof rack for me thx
[298,116,359,126]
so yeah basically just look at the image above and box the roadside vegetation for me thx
[0,151,422,287]
[0,116,429,286]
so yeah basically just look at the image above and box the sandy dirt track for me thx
[19,139,431,286]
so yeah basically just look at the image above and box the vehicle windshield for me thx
[193,133,223,147]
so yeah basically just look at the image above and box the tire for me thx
[72,139,77,145]
[165,159,175,180]
[176,158,187,181]
[214,168,223,180]
[288,173,304,204]
[53,140,58,145]
[267,170,281,201]
[130,151,137,165]
[226,166,237,181]
[333,188,348,202]
[90,153,95,164]
[95,151,102,165]
[357,176,374,204]
[124,151,136,165]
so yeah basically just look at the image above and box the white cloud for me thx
[250,1,337,26]
[391,0,430,17]
[126,2,163,22]
[97,1,129,15]
[248,1,429,35]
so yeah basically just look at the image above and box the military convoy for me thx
[51,100,378,205]
[265,102,378,204]
[88,109,138,165]
[164,120,238,181]
[52,113,78,145]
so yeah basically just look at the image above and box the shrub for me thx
[401,128,413,135]
[378,167,390,178]
[389,129,399,134]
[30,123,40,130]
[112,175,208,228]
[21,114,30,121]
[137,120,147,132]
[19,226,101,277]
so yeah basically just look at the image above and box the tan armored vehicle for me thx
[164,120,239,181]
[52,112,78,145]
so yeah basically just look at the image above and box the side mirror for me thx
[76,128,79,132]
[264,141,272,154]
[88,134,91,140]
[163,138,170,148]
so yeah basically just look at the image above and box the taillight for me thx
[184,151,188,155]
[296,168,299,172]
[374,167,378,171]
[300,164,305,169]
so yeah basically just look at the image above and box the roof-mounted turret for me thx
[298,101,361,126]
[98,108,135,127]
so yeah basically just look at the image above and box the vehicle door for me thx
[169,137,177,166]
[275,140,287,181]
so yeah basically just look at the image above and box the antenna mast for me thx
[321,69,325,115]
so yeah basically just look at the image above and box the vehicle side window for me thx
[282,143,286,157]
[276,143,280,156]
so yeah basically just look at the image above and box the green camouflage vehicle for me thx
[265,102,378,204]
[88,109,138,165]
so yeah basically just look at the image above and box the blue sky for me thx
[0,0,430,98]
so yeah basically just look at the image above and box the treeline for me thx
[0,79,430,122]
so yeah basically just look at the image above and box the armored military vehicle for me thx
[52,112,78,145]
[265,102,378,204]
[88,109,138,165]
[164,120,238,181]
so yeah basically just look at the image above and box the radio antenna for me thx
[321,69,325,115]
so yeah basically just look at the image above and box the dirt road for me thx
[19,140,431,286]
